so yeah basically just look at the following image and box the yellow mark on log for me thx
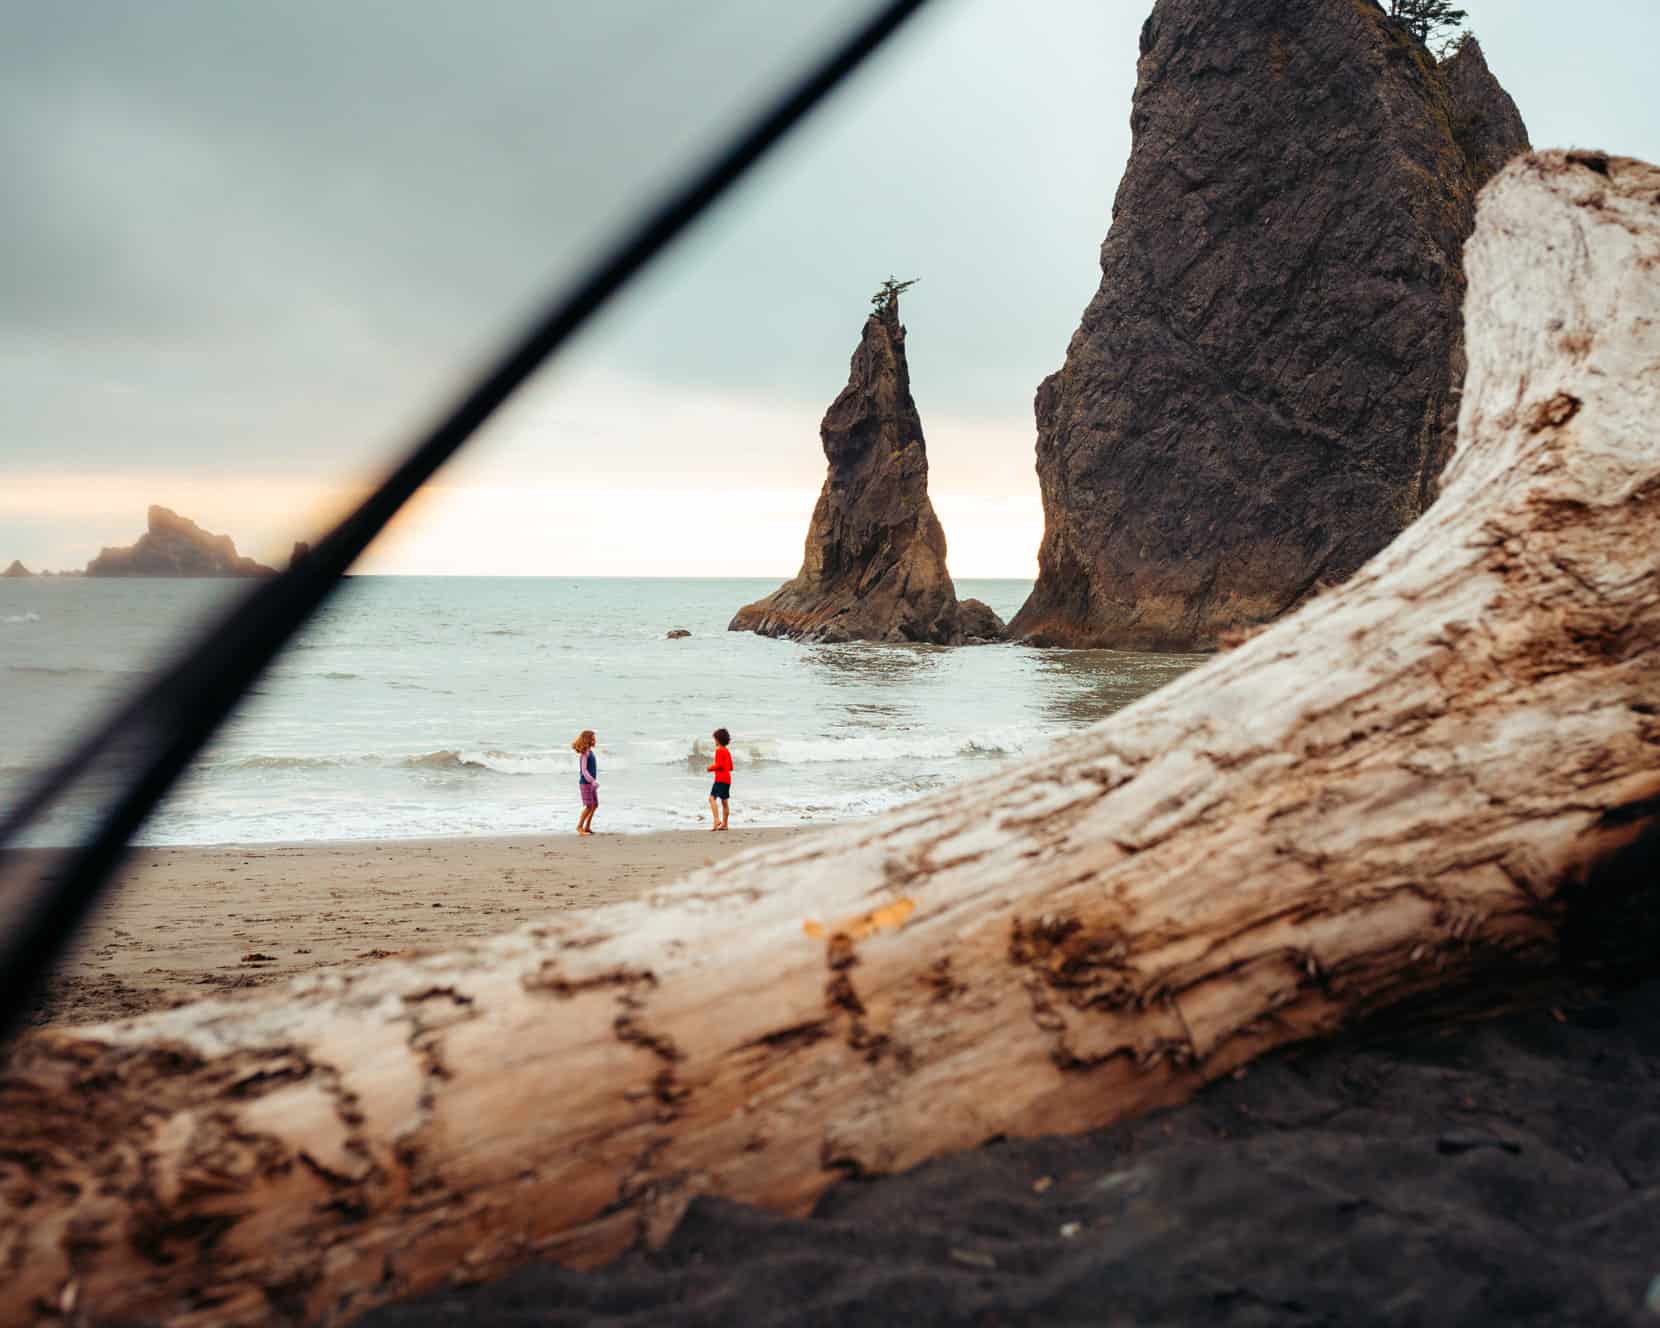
[803,897,916,943]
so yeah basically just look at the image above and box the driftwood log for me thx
[4,150,1660,1327]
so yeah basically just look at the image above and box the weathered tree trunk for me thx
[3,151,1659,1327]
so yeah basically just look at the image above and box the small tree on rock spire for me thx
[871,275,919,314]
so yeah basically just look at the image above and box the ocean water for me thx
[0,577,1205,845]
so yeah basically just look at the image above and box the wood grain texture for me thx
[2,151,1658,1327]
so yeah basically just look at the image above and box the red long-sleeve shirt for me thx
[708,747,733,783]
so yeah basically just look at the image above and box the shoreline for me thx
[18,827,811,1028]
[21,824,830,853]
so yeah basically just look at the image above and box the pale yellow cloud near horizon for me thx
[361,482,1038,579]
[3,364,1044,578]
[0,471,363,572]
[2,471,1040,580]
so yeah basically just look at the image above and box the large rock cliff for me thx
[1008,4,1529,650]
[730,289,1004,645]
[85,506,276,577]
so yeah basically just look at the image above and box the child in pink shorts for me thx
[573,729,599,834]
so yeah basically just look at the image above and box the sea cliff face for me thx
[85,506,275,577]
[1009,2,1529,650]
[730,293,1004,645]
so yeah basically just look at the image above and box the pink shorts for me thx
[580,783,598,808]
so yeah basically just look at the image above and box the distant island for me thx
[4,506,302,579]
[83,506,277,577]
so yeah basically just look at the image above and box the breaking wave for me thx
[7,663,128,678]
[223,755,353,771]
[403,749,497,772]
[669,728,1048,767]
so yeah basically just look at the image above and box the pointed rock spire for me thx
[730,284,1004,644]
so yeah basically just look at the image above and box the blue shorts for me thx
[710,782,731,799]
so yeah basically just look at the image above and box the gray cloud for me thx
[0,0,895,467]
[2,0,1659,503]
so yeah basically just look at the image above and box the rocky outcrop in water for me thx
[85,506,276,578]
[2,560,31,578]
[731,288,1004,645]
[1008,5,1529,650]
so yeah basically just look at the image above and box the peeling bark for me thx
[2,151,1660,1326]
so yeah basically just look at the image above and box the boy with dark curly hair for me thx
[706,728,733,831]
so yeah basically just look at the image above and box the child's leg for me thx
[708,794,719,829]
[718,797,729,829]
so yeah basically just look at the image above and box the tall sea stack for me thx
[730,285,1005,645]
[1009,2,1529,650]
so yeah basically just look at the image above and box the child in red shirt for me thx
[707,727,733,831]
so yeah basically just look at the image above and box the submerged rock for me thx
[2,560,31,578]
[85,506,276,578]
[731,285,1005,645]
[1009,5,1529,650]
[666,629,691,639]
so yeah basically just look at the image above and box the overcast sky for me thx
[4,0,1659,576]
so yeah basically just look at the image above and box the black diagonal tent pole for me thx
[0,0,929,1038]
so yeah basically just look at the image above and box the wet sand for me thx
[20,828,808,1027]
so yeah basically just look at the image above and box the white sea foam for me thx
[7,663,125,678]
[682,727,1052,766]
[403,750,497,772]
[2,612,40,624]
[222,755,355,771]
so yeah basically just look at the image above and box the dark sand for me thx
[365,984,1660,1326]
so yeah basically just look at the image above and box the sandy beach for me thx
[15,830,1660,1323]
[20,828,809,1028]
